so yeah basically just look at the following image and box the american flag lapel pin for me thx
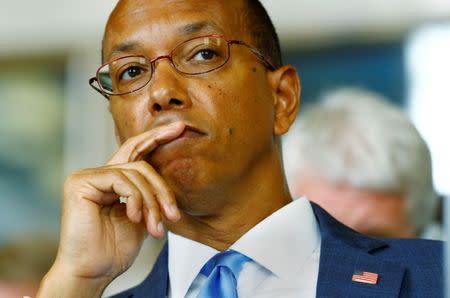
[352,270,379,285]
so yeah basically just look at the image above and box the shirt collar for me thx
[231,197,321,279]
[168,197,320,296]
[168,232,218,298]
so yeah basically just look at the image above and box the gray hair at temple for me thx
[282,87,438,234]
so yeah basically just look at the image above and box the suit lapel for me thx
[311,203,405,298]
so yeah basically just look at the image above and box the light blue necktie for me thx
[197,250,250,298]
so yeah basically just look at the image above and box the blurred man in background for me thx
[283,88,441,239]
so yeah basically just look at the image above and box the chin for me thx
[161,158,207,192]
[148,153,227,212]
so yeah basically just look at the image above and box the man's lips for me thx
[146,123,207,159]
[179,125,206,139]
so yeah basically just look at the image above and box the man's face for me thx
[103,0,279,213]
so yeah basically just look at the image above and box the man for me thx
[283,88,441,239]
[37,1,443,297]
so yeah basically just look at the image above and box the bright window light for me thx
[406,23,450,196]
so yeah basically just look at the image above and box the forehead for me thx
[103,0,248,60]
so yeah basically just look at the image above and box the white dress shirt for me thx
[168,197,321,298]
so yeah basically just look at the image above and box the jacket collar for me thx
[310,201,387,253]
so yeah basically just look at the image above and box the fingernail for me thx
[166,204,181,221]
[130,149,141,161]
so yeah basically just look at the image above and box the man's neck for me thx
[166,149,292,251]
[169,195,292,251]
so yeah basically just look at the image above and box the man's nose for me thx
[147,60,192,115]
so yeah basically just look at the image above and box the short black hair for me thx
[243,0,282,69]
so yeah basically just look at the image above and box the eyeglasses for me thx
[89,34,275,98]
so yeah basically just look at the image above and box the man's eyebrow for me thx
[177,21,222,36]
[104,22,221,61]
[110,41,140,56]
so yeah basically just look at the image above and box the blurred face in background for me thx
[293,176,414,238]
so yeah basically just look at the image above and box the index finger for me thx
[107,121,185,165]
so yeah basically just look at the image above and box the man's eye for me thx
[119,66,144,81]
[192,49,218,61]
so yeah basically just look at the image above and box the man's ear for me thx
[267,65,301,135]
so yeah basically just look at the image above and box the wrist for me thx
[37,265,113,298]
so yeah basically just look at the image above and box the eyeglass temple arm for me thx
[89,77,110,100]
[228,40,276,71]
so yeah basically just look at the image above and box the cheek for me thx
[110,99,149,141]
[204,72,273,133]
[217,92,272,150]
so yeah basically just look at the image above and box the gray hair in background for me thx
[282,87,438,234]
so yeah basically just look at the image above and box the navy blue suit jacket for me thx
[111,202,443,297]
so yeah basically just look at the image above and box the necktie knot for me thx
[198,250,250,298]
[200,250,250,276]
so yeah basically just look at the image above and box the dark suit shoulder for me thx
[376,237,443,275]
[107,243,169,298]
[312,202,444,297]
[378,238,444,298]
[377,237,443,263]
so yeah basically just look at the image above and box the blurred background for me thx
[0,0,449,297]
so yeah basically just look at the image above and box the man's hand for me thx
[38,121,185,298]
